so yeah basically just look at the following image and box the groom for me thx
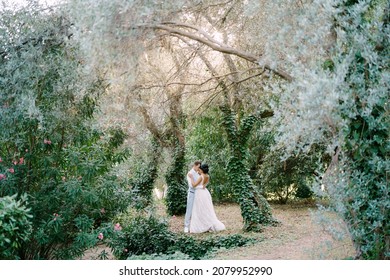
[184,160,202,233]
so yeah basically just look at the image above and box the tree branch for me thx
[138,22,293,81]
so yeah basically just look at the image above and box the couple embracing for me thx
[183,161,226,234]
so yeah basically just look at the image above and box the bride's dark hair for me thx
[200,163,209,174]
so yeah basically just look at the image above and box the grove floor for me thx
[83,201,356,260]
[166,202,355,259]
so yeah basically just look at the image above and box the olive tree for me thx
[262,0,389,259]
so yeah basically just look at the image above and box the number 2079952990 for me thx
[211,266,272,276]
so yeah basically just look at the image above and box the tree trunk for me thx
[220,106,277,231]
[165,137,187,215]
[131,137,161,210]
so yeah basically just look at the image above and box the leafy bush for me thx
[0,194,32,259]
[295,183,313,199]
[170,234,256,259]
[186,108,234,203]
[0,6,131,259]
[258,146,322,204]
[107,214,256,260]
[108,214,176,259]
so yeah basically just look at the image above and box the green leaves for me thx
[221,107,277,231]
[165,139,187,216]
[0,194,32,259]
[131,137,161,211]
[0,6,132,259]
[185,108,233,202]
[107,214,255,260]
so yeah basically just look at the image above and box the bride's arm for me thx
[188,173,202,187]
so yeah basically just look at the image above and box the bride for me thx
[188,163,225,233]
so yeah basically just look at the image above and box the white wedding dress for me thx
[190,176,225,233]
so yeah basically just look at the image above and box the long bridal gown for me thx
[189,176,225,233]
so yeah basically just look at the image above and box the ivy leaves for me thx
[220,106,277,232]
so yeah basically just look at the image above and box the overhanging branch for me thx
[138,22,293,82]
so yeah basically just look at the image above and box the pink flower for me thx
[13,160,18,165]
[0,157,2,162]
[53,213,59,221]
[124,249,128,253]
[100,208,106,214]
[44,139,52,145]
[19,158,24,165]
[98,233,104,240]
[8,168,14,173]
[0,174,6,180]
[114,223,122,231]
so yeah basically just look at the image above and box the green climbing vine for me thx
[165,139,188,215]
[220,106,277,231]
[131,137,161,210]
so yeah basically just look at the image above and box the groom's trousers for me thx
[184,187,196,228]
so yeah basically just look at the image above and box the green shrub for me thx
[107,213,256,260]
[0,6,131,259]
[0,194,32,259]
[295,183,313,199]
[257,140,323,204]
[108,215,176,259]
[170,234,256,259]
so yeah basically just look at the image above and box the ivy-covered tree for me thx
[330,0,389,260]
[220,106,277,231]
[267,0,389,259]
[130,137,161,211]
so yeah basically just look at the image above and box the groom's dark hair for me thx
[193,160,202,166]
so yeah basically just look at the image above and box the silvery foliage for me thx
[250,0,388,179]
[67,0,191,144]
[250,0,389,257]
[67,0,189,73]
[0,2,85,134]
[244,0,343,156]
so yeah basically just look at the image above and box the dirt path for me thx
[83,202,355,260]
[168,203,355,259]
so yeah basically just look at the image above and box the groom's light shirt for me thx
[187,168,200,190]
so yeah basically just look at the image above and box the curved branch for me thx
[139,23,293,81]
